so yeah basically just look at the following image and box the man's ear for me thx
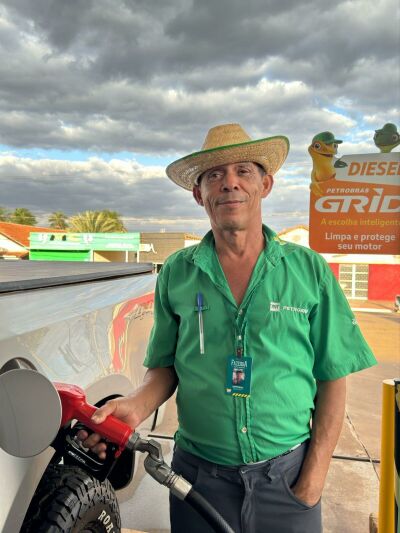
[193,185,204,206]
[261,174,274,198]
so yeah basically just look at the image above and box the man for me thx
[80,124,376,532]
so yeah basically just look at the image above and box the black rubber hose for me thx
[185,487,235,533]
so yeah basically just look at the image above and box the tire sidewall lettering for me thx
[98,509,115,531]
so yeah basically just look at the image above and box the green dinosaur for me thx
[373,123,400,153]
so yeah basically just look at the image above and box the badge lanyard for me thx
[226,316,252,397]
[195,283,260,397]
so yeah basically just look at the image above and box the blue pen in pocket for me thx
[196,292,205,354]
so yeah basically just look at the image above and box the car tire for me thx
[21,464,121,533]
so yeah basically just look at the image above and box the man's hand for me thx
[77,396,141,460]
[77,366,178,460]
[291,483,322,507]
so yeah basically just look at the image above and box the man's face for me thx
[193,162,273,232]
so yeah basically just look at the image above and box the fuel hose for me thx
[184,488,235,533]
[134,436,235,533]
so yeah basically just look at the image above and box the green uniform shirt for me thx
[144,225,376,465]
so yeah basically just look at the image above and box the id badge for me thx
[225,356,252,397]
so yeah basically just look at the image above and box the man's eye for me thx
[207,172,222,181]
[237,168,251,176]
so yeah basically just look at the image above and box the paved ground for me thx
[120,301,399,533]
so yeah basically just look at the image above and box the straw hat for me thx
[166,123,289,190]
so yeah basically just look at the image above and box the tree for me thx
[68,211,125,233]
[0,207,10,222]
[48,211,69,229]
[10,208,37,226]
[98,210,126,231]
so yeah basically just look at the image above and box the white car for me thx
[0,261,158,533]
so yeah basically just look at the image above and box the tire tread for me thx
[21,464,121,533]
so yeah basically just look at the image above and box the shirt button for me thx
[238,309,243,315]
[241,426,247,433]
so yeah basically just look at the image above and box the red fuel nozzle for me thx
[54,382,134,454]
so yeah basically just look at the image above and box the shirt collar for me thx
[187,224,285,270]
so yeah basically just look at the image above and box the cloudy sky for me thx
[0,0,399,234]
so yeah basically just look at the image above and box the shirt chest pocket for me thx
[173,298,236,356]
[173,302,210,334]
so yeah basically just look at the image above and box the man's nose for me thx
[221,169,240,190]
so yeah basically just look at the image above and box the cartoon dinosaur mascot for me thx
[373,123,400,153]
[308,131,342,196]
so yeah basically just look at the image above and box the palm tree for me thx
[99,210,126,231]
[48,211,69,229]
[10,208,37,226]
[68,211,125,233]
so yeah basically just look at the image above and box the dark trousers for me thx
[170,441,322,533]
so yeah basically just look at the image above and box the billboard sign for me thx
[308,132,400,254]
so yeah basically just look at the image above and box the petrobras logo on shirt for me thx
[269,301,308,314]
[270,302,281,312]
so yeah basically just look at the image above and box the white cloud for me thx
[364,109,400,128]
[0,0,398,233]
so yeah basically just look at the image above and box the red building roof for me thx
[0,222,62,248]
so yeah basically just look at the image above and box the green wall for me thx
[29,250,90,261]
